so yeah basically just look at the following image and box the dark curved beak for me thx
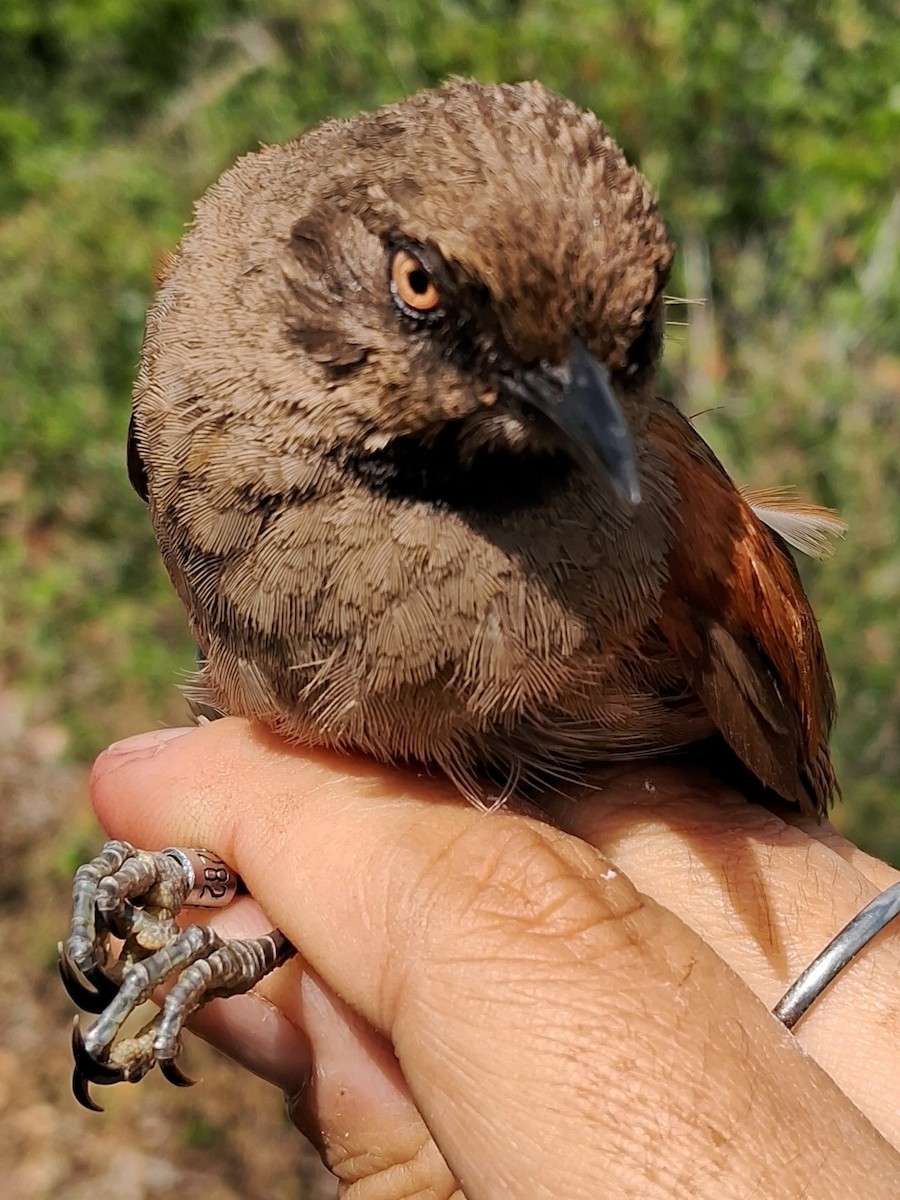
[509,340,642,506]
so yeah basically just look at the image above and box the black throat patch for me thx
[345,420,573,516]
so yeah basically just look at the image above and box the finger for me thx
[164,896,314,1096]
[288,971,459,1195]
[780,811,900,892]
[544,760,900,1145]
[91,721,900,1195]
[160,897,460,1193]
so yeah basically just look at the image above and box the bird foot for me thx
[60,840,294,1110]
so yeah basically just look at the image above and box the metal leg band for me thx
[162,848,239,908]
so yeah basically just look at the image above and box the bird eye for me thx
[390,248,441,316]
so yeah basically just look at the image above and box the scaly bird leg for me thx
[59,840,295,1110]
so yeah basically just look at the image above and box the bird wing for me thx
[649,402,837,813]
[127,412,149,503]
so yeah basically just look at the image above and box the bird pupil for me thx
[409,268,429,294]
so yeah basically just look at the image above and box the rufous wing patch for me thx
[651,404,837,812]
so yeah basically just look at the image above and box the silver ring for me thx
[774,880,900,1029]
[163,847,239,908]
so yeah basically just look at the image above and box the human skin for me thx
[90,719,900,1199]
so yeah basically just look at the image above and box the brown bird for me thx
[64,79,839,1102]
[130,78,836,811]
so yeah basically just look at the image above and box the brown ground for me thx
[0,690,334,1200]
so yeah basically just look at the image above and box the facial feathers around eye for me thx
[130,79,837,816]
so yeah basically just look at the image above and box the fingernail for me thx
[104,727,195,760]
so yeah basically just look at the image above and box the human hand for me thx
[90,719,900,1199]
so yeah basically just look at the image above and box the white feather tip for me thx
[743,487,847,559]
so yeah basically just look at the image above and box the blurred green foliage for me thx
[1,1,898,855]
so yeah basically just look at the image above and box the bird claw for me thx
[72,1018,128,1084]
[61,839,295,1109]
[71,1017,129,1113]
[159,1055,197,1089]
[58,945,120,1013]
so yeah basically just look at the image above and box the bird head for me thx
[135,81,673,514]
